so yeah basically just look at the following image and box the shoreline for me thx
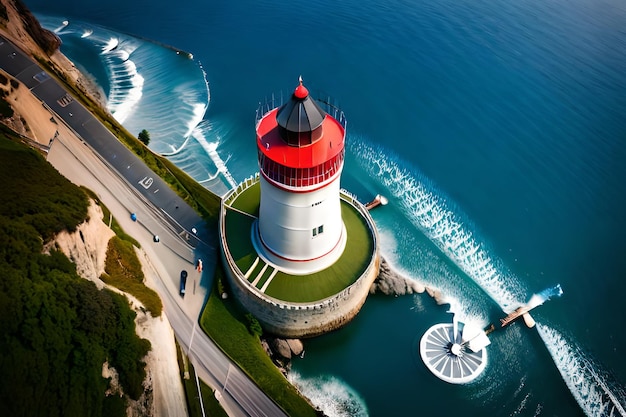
[0,6,188,414]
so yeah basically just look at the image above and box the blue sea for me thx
[25,0,626,415]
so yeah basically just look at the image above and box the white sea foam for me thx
[85,26,234,194]
[536,323,626,417]
[526,284,563,309]
[98,39,144,124]
[47,17,235,195]
[351,139,626,416]
[41,15,624,417]
[376,227,399,265]
[182,102,207,139]
[351,139,526,312]
[51,20,69,34]
[190,120,238,190]
[288,372,368,417]
[101,37,119,53]
[197,61,211,106]
[377,217,487,324]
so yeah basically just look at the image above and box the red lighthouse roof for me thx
[257,78,346,189]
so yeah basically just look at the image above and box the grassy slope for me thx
[200,266,320,417]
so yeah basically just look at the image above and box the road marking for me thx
[139,176,153,189]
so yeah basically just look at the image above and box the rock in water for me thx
[370,258,425,295]
[286,339,304,356]
[270,338,292,361]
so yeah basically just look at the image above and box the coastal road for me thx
[0,36,288,417]
[0,35,208,247]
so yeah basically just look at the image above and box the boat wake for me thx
[351,139,526,313]
[536,323,626,416]
[350,138,626,416]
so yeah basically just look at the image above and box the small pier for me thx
[499,306,536,328]
[365,194,388,211]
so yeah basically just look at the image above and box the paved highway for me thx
[0,35,207,247]
[0,35,288,417]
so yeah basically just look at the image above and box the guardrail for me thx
[223,173,259,206]
[255,92,347,131]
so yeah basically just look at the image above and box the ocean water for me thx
[25,0,626,415]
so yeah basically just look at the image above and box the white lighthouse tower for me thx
[254,77,347,274]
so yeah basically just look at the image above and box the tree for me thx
[137,129,150,146]
[0,136,151,416]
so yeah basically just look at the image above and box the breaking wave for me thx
[288,372,368,417]
[37,14,236,196]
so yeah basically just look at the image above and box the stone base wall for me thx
[221,250,380,338]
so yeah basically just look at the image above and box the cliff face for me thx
[0,0,59,56]
[45,200,116,285]
[12,0,60,54]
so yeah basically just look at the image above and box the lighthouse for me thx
[254,77,347,274]
[219,77,380,337]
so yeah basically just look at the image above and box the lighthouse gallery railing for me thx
[256,92,347,131]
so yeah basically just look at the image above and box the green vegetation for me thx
[138,128,150,145]
[200,267,319,417]
[0,3,8,21]
[226,186,374,301]
[0,134,88,239]
[228,180,260,215]
[85,186,161,317]
[86,186,162,319]
[0,135,150,417]
[101,236,163,317]
[0,81,14,118]
[175,339,229,417]
[245,312,263,337]
[0,94,14,118]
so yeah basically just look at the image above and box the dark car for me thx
[179,270,188,297]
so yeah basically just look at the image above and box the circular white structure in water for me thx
[420,322,488,384]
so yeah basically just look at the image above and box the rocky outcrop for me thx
[286,339,304,356]
[261,336,305,375]
[370,258,453,307]
[12,0,61,55]
[44,200,115,286]
[425,286,449,305]
[0,0,58,56]
[370,257,425,296]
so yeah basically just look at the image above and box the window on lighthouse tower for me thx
[312,225,324,237]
